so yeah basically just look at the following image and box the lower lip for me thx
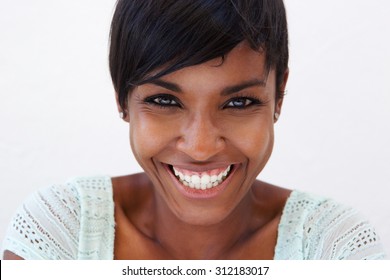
[164,164,237,199]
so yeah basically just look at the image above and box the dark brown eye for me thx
[226,98,253,108]
[154,96,178,106]
[144,94,180,107]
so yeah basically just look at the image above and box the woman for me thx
[2,0,386,259]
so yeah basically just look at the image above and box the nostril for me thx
[176,116,225,161]
[176,134,225,161]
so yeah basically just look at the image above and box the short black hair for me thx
[109,0,289,111]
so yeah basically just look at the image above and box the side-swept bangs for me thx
[109,0,289,110]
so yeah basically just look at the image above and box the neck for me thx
[152,192,257,259]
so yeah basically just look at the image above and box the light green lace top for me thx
[1,176,386,259]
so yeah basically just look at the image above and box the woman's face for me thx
[125,42,285,225]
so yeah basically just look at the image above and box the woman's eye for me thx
[145,95,180,107]
[155,96,178,106]
[225,98,255,108]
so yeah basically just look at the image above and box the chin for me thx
[172,206,236,227]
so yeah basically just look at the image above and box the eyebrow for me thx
[221,79,267,96]
[148,79,182,92]
[147,78,267,95]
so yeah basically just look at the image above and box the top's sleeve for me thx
[302,198,387,260]
[1,183,81,260]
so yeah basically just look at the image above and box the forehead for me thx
[151,42,272,91]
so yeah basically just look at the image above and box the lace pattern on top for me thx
[76,177,114,259]
[1,176,114,260]
[274,191,386,259]
[2,181,82,259]
[2,176,386,259]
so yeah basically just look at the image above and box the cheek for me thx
[129,113,177,161]
[225,116,274,160]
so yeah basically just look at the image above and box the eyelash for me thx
[143,94,266,110]
[143,94,181,109]
[223,94,266,109]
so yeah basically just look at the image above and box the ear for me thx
[115,92,130,122]
[274,69,289,122]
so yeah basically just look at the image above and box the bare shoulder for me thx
[111,172,151,186]
[110,172,155,219]
[110,173,157,259]
[252,180,293,214]
[3,250,24,260]
[111,173,153,201]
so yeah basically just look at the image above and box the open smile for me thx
[172,165,231,190]
[164,164,237,199]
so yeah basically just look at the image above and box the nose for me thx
[176,113,225,161]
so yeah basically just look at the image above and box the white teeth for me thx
[172,165,232,190]
[223,166,230,176]
[201,175,210,185]
[191,175,200,185]
[179,173,184,180]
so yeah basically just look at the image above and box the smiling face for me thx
[124,42,287,226]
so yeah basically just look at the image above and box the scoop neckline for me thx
[105,175,297,260]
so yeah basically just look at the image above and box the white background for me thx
[0,0,389,257]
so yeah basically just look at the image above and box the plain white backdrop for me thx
[1,0,389,257]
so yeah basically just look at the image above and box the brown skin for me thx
[113,174,291,259]
[3,250,24,260]
[114,41,291,259]
[4,42,290,260]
